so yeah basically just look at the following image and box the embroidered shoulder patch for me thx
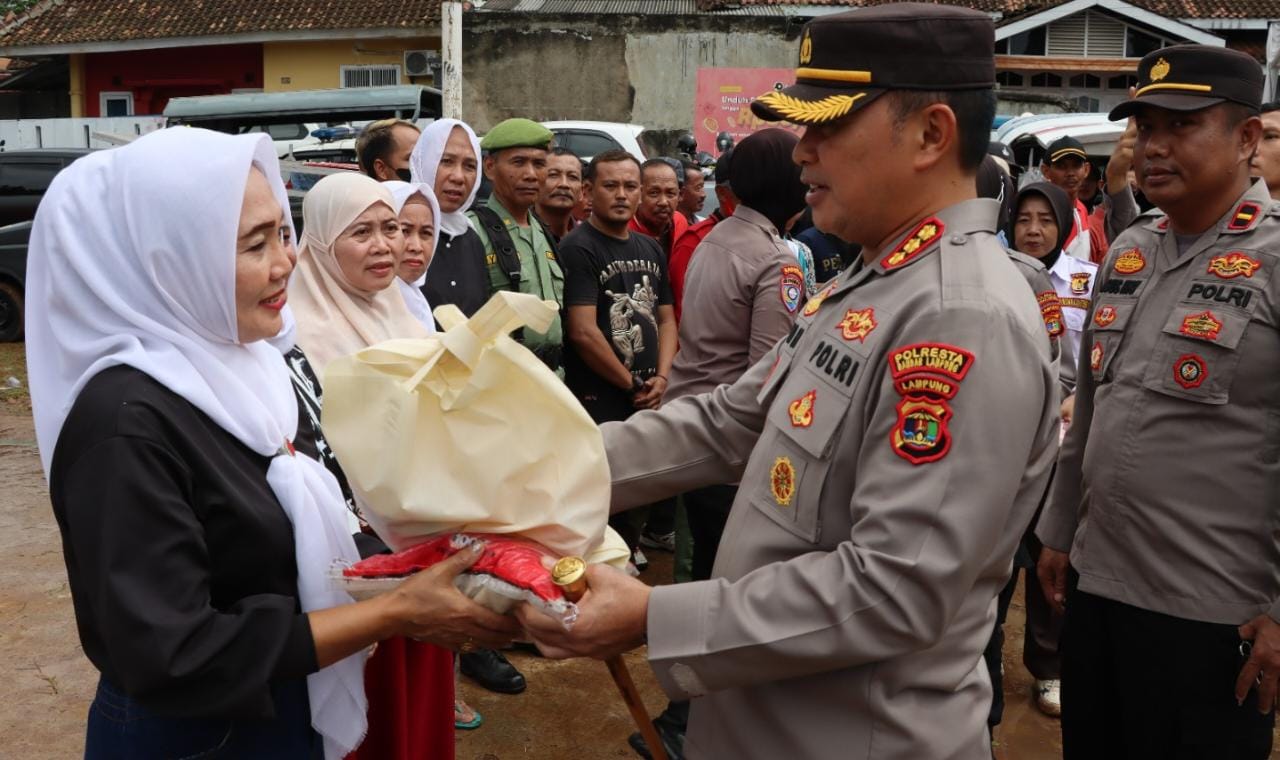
[880,218,945,270]
[1070,272,1091,294]
[1207,252,1261,280]
[838,307,877,343]
[1228,202,1261,231]
[802,281,836,317]
[887,342,974,465]
[1094,305,1117,327]
[770,457,796,506]
[1090,341,1104,372]
[788,389,816,428]
[1174,353,1207,389]
[780,264,804,314]
[1037,291,1064,337]
[1113,248,1146,275]
[1179,310,1222,341]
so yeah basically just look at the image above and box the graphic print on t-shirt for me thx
[606,275,659,369]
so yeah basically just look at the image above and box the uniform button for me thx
[451,280,457,286]
[950,234,968,245]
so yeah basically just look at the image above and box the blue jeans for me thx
[85,676,318,759]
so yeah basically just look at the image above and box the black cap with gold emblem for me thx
[751,3,995,126]
[1109,44,1263,120]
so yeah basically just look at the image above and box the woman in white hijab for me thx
[409,119,490,321]
[287,172,430,374]
[382,179,440,331]
[26,128,517,759]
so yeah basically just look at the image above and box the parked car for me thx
[542,121,649,163]
[0,149,92,228]
[243,122,322,158]
[0,220,31,341]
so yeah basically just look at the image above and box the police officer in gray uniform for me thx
[518,6,1059,759]
[1036,44,1278,758]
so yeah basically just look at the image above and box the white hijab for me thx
[409,118,482,237]
[382,179,440,332]
[25,128,366,758]
[288,172,430,374]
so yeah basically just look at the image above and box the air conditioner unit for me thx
[404,50,439,78]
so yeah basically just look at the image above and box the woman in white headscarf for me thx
[409,119,490,322]
[382,179,440,331]
[287,172,430,375]
[27,128,518,759]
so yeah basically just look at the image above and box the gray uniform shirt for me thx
[666,205,803,401]
[603,199,1059,760]
[1038,179,1280,625]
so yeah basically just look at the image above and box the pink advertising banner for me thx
[694,67,803,155]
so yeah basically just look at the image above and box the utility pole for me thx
[440,0,464,120]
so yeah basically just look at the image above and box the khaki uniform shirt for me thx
[603,199,1060,760]
[1038,180,1280,625]
[1008,249,1069,398]
[667,206,804,401]
[468,196,565,355]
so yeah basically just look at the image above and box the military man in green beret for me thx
[468,118,565,372]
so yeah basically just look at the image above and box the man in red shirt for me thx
[629,159,689,259]
[668,150,737,321]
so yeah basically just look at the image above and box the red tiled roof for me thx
[697,0,1280,17]
[0,0,442,49]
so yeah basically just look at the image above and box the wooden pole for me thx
[552,557,669,760]
[440,0,464,120]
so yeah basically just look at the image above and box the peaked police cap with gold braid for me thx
[1109,44,1262,121]
[751,3,995,126]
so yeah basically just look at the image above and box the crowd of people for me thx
[22,2,1280,759]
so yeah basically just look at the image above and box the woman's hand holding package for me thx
[387,542,524,651]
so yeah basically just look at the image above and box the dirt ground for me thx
[0,336,1275,759]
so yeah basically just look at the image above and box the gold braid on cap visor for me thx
[756,91,867,124]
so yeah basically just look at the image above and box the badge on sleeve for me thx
[780,264,805,314]
[1174,354,1207,389]
[886,343,974,465]
[770,457,796,507]
[1037,292,1064,337]
[1207,252,1261,279]
[1070,272,1091,294]
[838,307,877,343]
[788,389,816,428]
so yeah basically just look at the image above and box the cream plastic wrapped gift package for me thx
[322,291,629,566]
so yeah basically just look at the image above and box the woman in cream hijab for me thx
[288,172,430,374]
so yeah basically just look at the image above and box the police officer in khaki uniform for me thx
[1035,45,1278,758]
[518,6,1060,759]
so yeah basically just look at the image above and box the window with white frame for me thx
[340,65,401,88]
[100,91,134,117]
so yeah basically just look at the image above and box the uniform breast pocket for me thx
[1087,300,1133,382]
[747,367,851,543]
[1143,301,1253,404]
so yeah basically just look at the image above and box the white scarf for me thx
[409,118,482,237]
[382,179,441,332]
[25,127,366,759]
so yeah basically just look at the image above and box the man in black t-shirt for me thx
[560,149,677,424]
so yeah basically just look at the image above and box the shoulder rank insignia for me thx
[1094,304,1117,327]
[1207,252,1261,279]
[1174,353,1207,389]
[1179,310,1222,341]
[1228,202,1261,232]
[802,281,837,317]
[838,307,877,343]
[1113,248,1146,275]
[779,264,805,314]
[886,342,974,466]
[1070,272,1091,294]
[1037,291,1064,337]
[880,218,945,270]
[770,457,796,507]
[788,389,816,428]
[1090,341,1104,372]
